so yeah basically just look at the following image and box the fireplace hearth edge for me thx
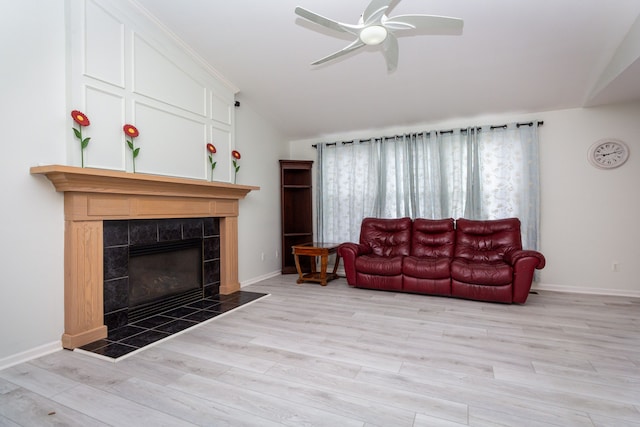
[76,290,269,361]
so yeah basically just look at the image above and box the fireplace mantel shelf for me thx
[31,165,259,199]
[31,164,259,349]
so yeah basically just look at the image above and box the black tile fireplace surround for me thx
[102,217,221,331]
[82,217,269,360]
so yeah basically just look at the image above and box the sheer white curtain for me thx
[476,123,541,249]
[317,122,541,250]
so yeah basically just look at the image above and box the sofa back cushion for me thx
[359,217,412,257]
[410,218,455,257]
[454,218,522,262]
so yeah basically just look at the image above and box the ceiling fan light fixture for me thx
[359,25,388,45]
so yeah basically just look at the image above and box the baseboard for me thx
[241,270,281,287]
[532,283,640,298]
[0,341,62,371]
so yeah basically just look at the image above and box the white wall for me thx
[0,0,287,367]
[0,0,67,365]
[539,102,640,296]
[290,101,640,297]
[235,100,289,284]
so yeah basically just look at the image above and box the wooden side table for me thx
[292,242,341,286]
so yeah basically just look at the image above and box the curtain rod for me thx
[312,121,543,148]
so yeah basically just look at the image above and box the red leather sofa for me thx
[338,217,545,304]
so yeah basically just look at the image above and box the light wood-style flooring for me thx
[1,275,639,426]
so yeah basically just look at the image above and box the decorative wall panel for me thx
[211,125,232,181]
[84,86,126,169]
[68,0,237,179]
[134,102,207,179]
[84,1,124,87]
[133,35,207,116]
[212,93,232,125]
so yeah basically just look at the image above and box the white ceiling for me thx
[133,0,640,141]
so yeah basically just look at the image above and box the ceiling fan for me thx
[295,0,463,72]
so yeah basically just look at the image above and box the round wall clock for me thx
[587,138,630,169]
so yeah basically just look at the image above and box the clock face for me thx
[588,139,629,169]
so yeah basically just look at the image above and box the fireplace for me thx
[128,239,203,317]
[103,218,221,330]
[30,165,258,349]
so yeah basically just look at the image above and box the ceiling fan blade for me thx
[382,33,399,72]
[295,6,358,34]
[311,39,366,66]
[362,0,394,25]
[385,14,464,35]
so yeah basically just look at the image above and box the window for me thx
[317,122,541,250]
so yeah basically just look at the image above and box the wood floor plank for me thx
[160,334,277,374]
[493,365,640,406]
[180,325,365,379]
[531,360,640,388]
[216,366,417,426]
[356,365,597,426]
[167,373,364,426]
[0,362,81,398]
[51,383,195,426]
[413,413,469,427]
[0,386,108,426]
[109,376,283,427]
[263,363,470,424]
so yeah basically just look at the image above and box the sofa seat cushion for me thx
[355,255,403,276]
[403,256,451,279]
[451,258,513,286]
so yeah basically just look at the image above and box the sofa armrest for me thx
[505,249,546,303]
[505,249,546,270]
[338,243,371,286]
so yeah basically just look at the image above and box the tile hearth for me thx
[77,291,267,361]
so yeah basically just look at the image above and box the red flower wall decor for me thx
[123,124,140,172]
[206,143,217,181]
[71,110,91,167]
[232,150,241,184]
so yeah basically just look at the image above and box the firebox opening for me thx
[128,238,203,321]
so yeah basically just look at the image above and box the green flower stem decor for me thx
[71,110,91,167]
[207,143,217,181]
[232,150,241,184]
[123,124,140,173]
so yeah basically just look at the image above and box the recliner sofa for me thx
[338,217,545,304]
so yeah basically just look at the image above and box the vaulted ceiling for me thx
[134,0,640,141]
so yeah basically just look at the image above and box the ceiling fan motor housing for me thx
[360,25,388,45]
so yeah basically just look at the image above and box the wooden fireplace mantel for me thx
[31,165,259,349]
